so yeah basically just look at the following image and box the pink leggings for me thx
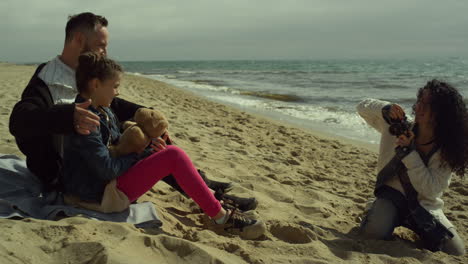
[116,145,222,217]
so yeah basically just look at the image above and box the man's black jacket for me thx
[9,63,143,190]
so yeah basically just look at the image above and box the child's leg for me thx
[116,145,221,217]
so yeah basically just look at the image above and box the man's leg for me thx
[159,172,256,211]
[160,169,232,196]
[161,139,232,194]
[157,140,253,210]
[161,174,184,194]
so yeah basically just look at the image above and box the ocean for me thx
[121,58,468,146]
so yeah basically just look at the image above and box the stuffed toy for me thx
[109,108,168,157]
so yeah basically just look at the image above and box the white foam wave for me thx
[177,70,197,74]
[146,74,231,92]
[141,73,380,145]
[207,95,265,108]
[199,94,380,144]
[273,104,380,143]
[128,72,142,76]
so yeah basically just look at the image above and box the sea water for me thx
[122,58,468,146]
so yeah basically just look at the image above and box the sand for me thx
[0,63,466,264]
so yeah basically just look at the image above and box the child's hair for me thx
[76,52,123,94]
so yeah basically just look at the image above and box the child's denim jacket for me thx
[62,95,138,202]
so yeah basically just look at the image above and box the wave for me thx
[239,91,303,102]
[128,72,142,76]
[190,79,228,87]
[145,74,232,93]
[177,70,197,74]
[161,69,362,76]
[301,95,361,106]
[148,75,304,103]
[379,97,416,106]
[218,70,361,75]
[371,83,411,90]
[305,79,370,86]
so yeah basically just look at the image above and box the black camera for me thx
[388,117,411,137]
[382,105,411,137]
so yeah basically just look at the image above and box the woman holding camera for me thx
[356,79,466,255]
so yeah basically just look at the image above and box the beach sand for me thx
[0,63,466,263]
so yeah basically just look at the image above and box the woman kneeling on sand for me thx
[61,52,266,240]
[356,80,466,255]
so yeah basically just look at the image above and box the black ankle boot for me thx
[214,190,258,212]
[198,169,233,193]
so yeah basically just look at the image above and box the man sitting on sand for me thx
[9,12,257,212]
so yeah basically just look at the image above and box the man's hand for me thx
[74,99,100,135]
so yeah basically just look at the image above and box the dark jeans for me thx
[161,174,185,193]
[360,186,466,256]
[162,172,208,196]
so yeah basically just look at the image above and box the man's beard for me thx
[81,42,92,54]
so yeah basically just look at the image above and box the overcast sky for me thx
[1,0,467,62]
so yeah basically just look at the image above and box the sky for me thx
[1,0,467,62]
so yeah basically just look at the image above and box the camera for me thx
[382,106,412,137]
[388,117,411,137]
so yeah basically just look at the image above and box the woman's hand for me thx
[389,104,406,120]
[150,130,171,153]
[396,130,415,147]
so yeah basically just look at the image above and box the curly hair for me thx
[413,79,468,176]
[76,52,123,94]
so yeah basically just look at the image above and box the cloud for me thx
[1,0,467,61]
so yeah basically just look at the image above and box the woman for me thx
[62,52,266,240]
[357,79,466,255]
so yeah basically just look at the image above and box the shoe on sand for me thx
[217,192,258,212]
[220,209,266,240]
[206,179,234,194]
[198,169,234,193]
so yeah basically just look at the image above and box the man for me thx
[10,13,136,190]
[9,12,256,211]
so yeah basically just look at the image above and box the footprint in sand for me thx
[456,214,467,220]
[269,222,316,244]
[221,242,242,253]
[285,158,301,166]
[290,150,300,157]
[157,235,225,261]
[32,225,78,241]
[450,205,463,211]
[235,149,249,155]
[452,186,468,196]
[189,136,200,143]
[294,203,331,218]
[174,132,188,140]
[351,196,366,204]
[50,242,108,264]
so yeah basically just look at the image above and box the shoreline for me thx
[206,100,380,153]
[132,73,380,153]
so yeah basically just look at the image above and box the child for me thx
[62,52,265,240]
